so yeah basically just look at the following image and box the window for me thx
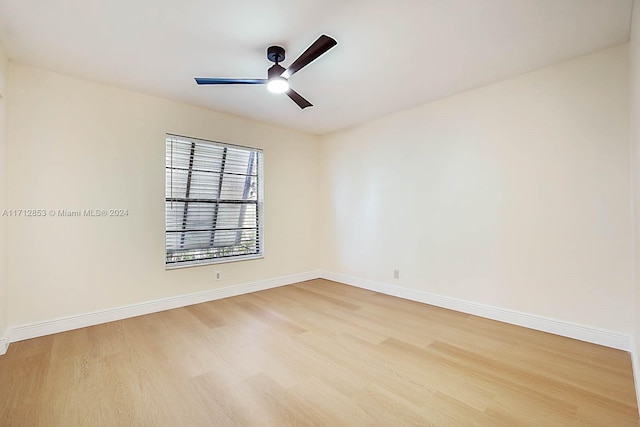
[165,134,263,268]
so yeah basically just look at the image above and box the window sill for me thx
[165,253,264,270]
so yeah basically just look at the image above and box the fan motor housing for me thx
[267,46,285,64]
[267,64,286,79]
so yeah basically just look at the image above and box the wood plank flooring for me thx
[0,279,638,426]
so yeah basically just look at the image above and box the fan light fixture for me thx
[267,77,289,94]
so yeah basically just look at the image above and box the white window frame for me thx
[165,134,264,269]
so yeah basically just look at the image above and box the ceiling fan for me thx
[195,34,337,109]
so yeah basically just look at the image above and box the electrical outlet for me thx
[215,271,221,280]
[393,269,400,279]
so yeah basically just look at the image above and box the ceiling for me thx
[0,0,633,135]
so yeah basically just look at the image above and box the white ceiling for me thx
[0,0,633,135]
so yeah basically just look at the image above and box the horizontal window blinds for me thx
[165,134,263,267]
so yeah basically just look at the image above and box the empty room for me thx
[2,0,640,425]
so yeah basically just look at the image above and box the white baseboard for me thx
[6,270,322,348]
[0,333,7,356]
[320,271,631,351]
[631,339,640,411]
[1,269,631,355]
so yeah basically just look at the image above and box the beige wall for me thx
[0,44,7,338]
[6,63,321,325]
[630,0,640,410]
[320,44,632,333]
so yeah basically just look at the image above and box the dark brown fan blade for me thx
[286,88,313,109]
[195,78,267,85]
[282,35,337,79]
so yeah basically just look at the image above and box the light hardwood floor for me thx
[0,279,638,426]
